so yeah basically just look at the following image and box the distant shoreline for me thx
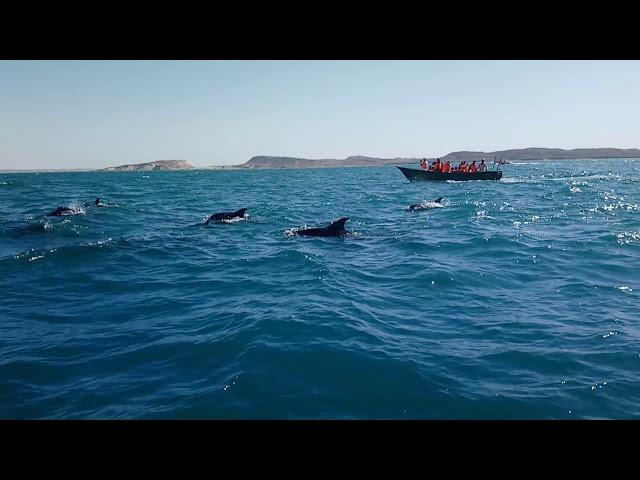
[0,169,95,174]
[3,156,640,174]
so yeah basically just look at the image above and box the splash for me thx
[499,177,532,184]
[409,200,444,210]
[52,204,86,216]
[220,216,249,224]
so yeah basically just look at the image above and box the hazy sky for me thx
[1,60,639,169]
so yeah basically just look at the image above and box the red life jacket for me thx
[470,164,477,172]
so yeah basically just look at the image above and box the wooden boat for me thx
[397,166,502,182]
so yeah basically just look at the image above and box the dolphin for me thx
[408,197,443,211]
[293,218,349,237]
[47,206,75,217]
[205,208,248,224]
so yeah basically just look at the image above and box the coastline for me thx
[3,157,640,174]
[0,169,96,174]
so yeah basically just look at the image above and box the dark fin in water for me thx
[434,197,443,203]
[327,217,349,234]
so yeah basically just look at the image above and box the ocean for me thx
[1,159,639,419]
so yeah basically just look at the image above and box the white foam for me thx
[220,216,249,224]
[551,174,620,182]
[499,177,530,184]
[474,210,493,219]
[87,238,114,247]
[411,201,444,210]
[58,204,86,216]
[285,226,306,236]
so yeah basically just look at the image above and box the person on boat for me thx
[469,161,478,173]
[420,159,427,170]
[458,161,468,172]
[434,158,442,171]
[441,161,451,173]
[478,159,487,172]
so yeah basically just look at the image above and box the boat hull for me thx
[397,166,502,182]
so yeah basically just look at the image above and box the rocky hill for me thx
[442,148,640,162]
[241,155,419,169]
[103,160,193,171]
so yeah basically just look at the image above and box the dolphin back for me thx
[205,207,248,224]
[47,207,66,217]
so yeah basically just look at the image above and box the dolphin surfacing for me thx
[205,208,248,224]
[293,217,349,237]
[408,197,443,211]
[47,207,74,217]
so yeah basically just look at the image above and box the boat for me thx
[397,166,502,182]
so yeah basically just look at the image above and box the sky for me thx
[1,60,640,169]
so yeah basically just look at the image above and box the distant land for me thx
[3,148,640,173]
[224,148,640,169]
[0,168,93,173]
[238,155,419,169]
[102,160,193,171]
[441,147,640,163]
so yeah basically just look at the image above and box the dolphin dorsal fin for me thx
[328,217,349,232]
[434,197,443,203]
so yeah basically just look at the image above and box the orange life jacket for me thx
[470,164,477,172]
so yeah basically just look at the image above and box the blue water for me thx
[1,159,640,419]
